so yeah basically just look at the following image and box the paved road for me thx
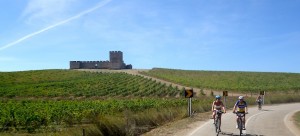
[189,103,300,136]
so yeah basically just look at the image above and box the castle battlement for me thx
[110,51,122,53]
[70,51,132,70]
[100,60,109,62]
[79,61,101,63]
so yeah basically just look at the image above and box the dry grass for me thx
[294,111,300,129]
[142,111,212,136]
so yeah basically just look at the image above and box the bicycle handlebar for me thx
[215,110,224,114]
[233,111,248,114]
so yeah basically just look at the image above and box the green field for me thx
[140,68,300,92]
[0,70,181,98]
[0,70,214,135]
[1,68,300,135]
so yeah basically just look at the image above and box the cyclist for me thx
[233,96,248,130]
[211,95,226,124]
[256,95,263,108]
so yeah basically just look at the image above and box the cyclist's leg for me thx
[243,113,246,129]
[259,102,262,108]
[212,110,216,123]
[219,114,222,131]
[236,115,239,128]
[219,114,222,127]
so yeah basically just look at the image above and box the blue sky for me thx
[0,0,300,73]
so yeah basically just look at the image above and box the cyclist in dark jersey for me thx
[211,95,226,124]
[256,95,263,105]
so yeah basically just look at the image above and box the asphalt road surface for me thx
[189,103,300,136]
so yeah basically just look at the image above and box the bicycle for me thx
[235,112,247,136]
[257,100,262,110]
[214,110,223,136]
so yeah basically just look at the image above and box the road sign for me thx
[223,91,228,96]
[185,88,193,98]
[260,91,265,95]
[184,88,193,117]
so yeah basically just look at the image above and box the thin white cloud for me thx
[0,0,112,51]
[21,0,78,24]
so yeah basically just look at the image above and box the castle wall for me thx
[99,61,110,69]
[110,62,125,69]
[70,51,132,69]
[126,64,132,69]
[78,61,100,69]
[70,61,81,69]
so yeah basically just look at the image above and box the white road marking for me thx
[245,110,269,127]
[188,119,212,136]
[188,109,270,136]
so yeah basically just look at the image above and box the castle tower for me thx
[110,51,123,63]
[109,51,125,69]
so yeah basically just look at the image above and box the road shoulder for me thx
[284,110,300,136]
[142,112,211,136]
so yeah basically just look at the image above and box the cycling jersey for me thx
[234,100,247,112]
[257,99,262,103]
[257,96,262,102]
[213,101,224,110]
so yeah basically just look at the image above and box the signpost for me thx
[185,88,193,98]
[185,88,193,117]
[223,91,228,108]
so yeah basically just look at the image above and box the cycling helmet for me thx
[238,96,244,100]
[215,95,221,99]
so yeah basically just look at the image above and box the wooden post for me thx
[82,129,85,136]
[188,97,192,117]
[224,96,226,109]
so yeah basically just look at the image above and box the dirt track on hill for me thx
[76,69,213,96]
[76,69,257,98]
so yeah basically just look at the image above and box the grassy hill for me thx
[1,68,300,135]
[0,69,181,98]
[140,68,300,92]
[0,69,213,135]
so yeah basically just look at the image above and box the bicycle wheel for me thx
[217,118,221,133]
[259,103,262,110]
[215,118,219,133]
[239,118,243,136]
[215,118,221,136]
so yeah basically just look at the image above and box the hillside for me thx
[140,68,300,92]
[1,69,300,135]
[0,69,181,98]
[0,69,213,135]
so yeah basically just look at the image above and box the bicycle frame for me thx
[214,110,223,135]
[257,100,262,110]
[236,113,245,136]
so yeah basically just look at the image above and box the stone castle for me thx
[70,51,132,69]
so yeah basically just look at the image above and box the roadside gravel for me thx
[142,112,211,136]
